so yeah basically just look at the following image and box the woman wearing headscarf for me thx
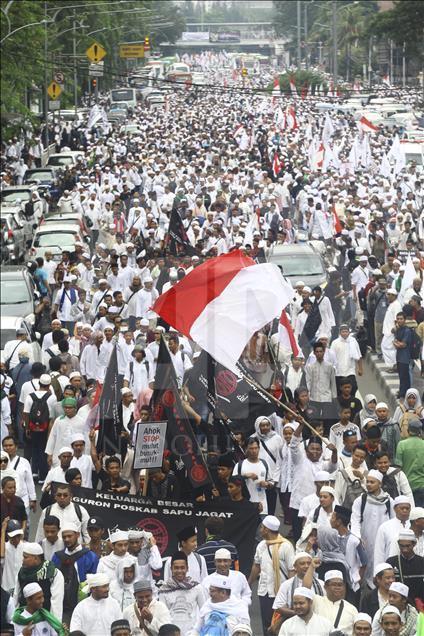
[355,394,377,430]
[109,555,139,610]
[277,423,295,530]
[392,388,424,439]
[254,416,283,516]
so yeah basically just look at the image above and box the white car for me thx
[29,222,85,260]
[0,316,42,363]
[46,151,83,169]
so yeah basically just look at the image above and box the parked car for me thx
[29,221,86,260]
[0,315,42,362]
[0,267,37,319]
[0,185,48,217]
[41,211,91,238]
[24,167,60,198]
[46,151,83,169]
[268,243,328,289]
[0,213,27,263]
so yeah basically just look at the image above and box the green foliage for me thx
[268,69,326,93]
[368,0,424,61]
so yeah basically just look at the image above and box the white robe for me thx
[373,517,411,566]
[70,595,122,636]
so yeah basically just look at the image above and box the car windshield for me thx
[34,232,76,247]
[0,328,16,349]
[0,279,31,305]
[48,157,73,166]
[26,171,52,181]
[1,191,31,203]
[270,253,324,276]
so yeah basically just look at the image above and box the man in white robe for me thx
[70,572,122,635]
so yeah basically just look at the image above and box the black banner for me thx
[167,207,197,256]
[152,337,211,488]
[71,485,259,573]
[96,345,123,456]
[186,351,275,437]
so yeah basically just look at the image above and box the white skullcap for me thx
[121,387,132,395]
[39,374,51,385]
[140,318,149,326]
[295,281,305,287]
[381,605,401,618]
[127,529,144,540]
[262,515,280,532]
[215,548,231,560]
[86,573,110,588]
[109,530,129,543]
[410,507,424,521]
[293,586,314,600]
[376,402,388,409]
[354,613,372,625]
[368,469,383,482]
[314,471,330,482]
[230,625,252,635]
[70,433,85,444]
[293,551,312,563]
[69,371,81,379]
[393,495,410,506]
[23,582,43,598]
[58,446,73,456]
[209,573,232,590]
[398,528,417,542]
[319,486,335,496]
[61,522,79,534]
[386,288,398,295]
[324,570,344,582]
[23,542,43,556]
[374,562,393,577]
[389,581,409,597]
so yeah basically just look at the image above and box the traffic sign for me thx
[53,71,64,85]
[86,41,106,63]
[49,100,61,111]
[89,62,104,77]
[119,43,144,59]
[47,81,62,99]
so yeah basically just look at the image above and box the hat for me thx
[121,387,132,396]
[62,397,77,408]
[140,318,149,327]
[128,529,144,540]
[398,529,416,542]
[294,281,305,287]
[23,542,43,556]
[208,573,232,590]
[58,446,73,456]
[215,548,231,560]
[319,486,335,496]
[408,418,422,433]
[262,515,280,532]
[23,582,42,598]
[230,625,252,636]
[86,573,110,588]
[376,401,388,409]
[7,519,24,538]
[386,288,398,295]
[111,619,131,635]
[368,469,383,482]
[389,582,409,597]
[324,570,344,582]
[381,605,401,618]
[70,433,85,445]
[87,516,104,529]
[354,613,372,626]
[109,530,129,543]
[133,579,152,592]
[314,471,330,482]
[16,328,27,336]
[393,495,410,506]
[293,551,312,564]
[61,522,79,534]
[374,562,393,577]
[292,586,314,600]
[177,526,196,542]
[410,507,424,521]
[69,372,81,379]
[39,374,51,386]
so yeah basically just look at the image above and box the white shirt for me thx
[45,414,87,464]
[8,454,36,507]
[202,570,252,604]
[278,612,333,636]
[71,453,94,488]
[2,540,24,592]
[233,458,268,514]
[253,539,295,597]
[312,595,358,636]
[124,358,154,398]
[3,339,34,369]
[70,594,123,636]
[13,609,57,636]
[22,390,57,419]
[289,436,337,510]
[123,598,171,636]
[169,349,193,387]
[36,501,90,544]
[163,551,208,584]
[41,536,64,561]
[330,336,361,377]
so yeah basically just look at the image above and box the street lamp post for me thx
[297,0,301,69]
[44,1,49,148]
[332,0,338,89]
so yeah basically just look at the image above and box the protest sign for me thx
[134,421,167,469]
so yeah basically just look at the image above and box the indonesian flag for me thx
[278,309,299,357]
[272,151,283,177]
[333,205,343,234]
[286,106,298,130]
[152,250,293,374]
[233,123,244,139]
[289,75,298,97]
[358,115,379,133]
[382,73,391,87]
[311,141,325,170]
[301,83,309,100]
[353,80,361,93]
[272,76,281,95]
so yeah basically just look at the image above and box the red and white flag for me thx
[311,141,324,170]
[152,250,293,374]
[278,309,299,357]
[382,74,391,88]
[272,76,281,106]
[286,106,298,130]
[272,151,283,177]
[332,205,343,234]
[358,115,379,134]
[233,123,244,139]
[289,76,298,98]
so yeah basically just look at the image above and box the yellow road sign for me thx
[86,41,106,63]
[47,81,62,99]
[119,44,144,59]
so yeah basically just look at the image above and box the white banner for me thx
[134,421,167,469]
[181,31,210,42]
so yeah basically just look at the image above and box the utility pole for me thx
[402,42,406,88]
[368,36,372,88]
[297,1,301,69]
[318,41,323,66]
[332,0,338,89]
[303,1,308,68]
[389,39,393,85]
[44,1,49,148]
[73,10,77,115]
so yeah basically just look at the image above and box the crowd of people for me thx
[1,51,424,636]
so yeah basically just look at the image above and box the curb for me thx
[366,352,423,412]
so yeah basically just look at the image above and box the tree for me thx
[368,0,424,63]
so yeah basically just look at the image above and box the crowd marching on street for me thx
[0,48,424,636]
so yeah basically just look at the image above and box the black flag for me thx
[152,337,211,488]
[302,300,322,344]
[96,344,123,456]
[167,207,197,256]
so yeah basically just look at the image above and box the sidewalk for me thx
[367,352,423,411]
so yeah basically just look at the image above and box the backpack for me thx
[340,470,366,509]
[408,328,421,360]
[199,610,229,636]
[28,392,50,432]
[129,359,150,385]
[360,492,391,523]
[381,468,402,499]
[50,374,63,401]
[54,548,89,612]
[399,406,420,439]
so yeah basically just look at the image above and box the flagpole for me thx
[241,371,328,445]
